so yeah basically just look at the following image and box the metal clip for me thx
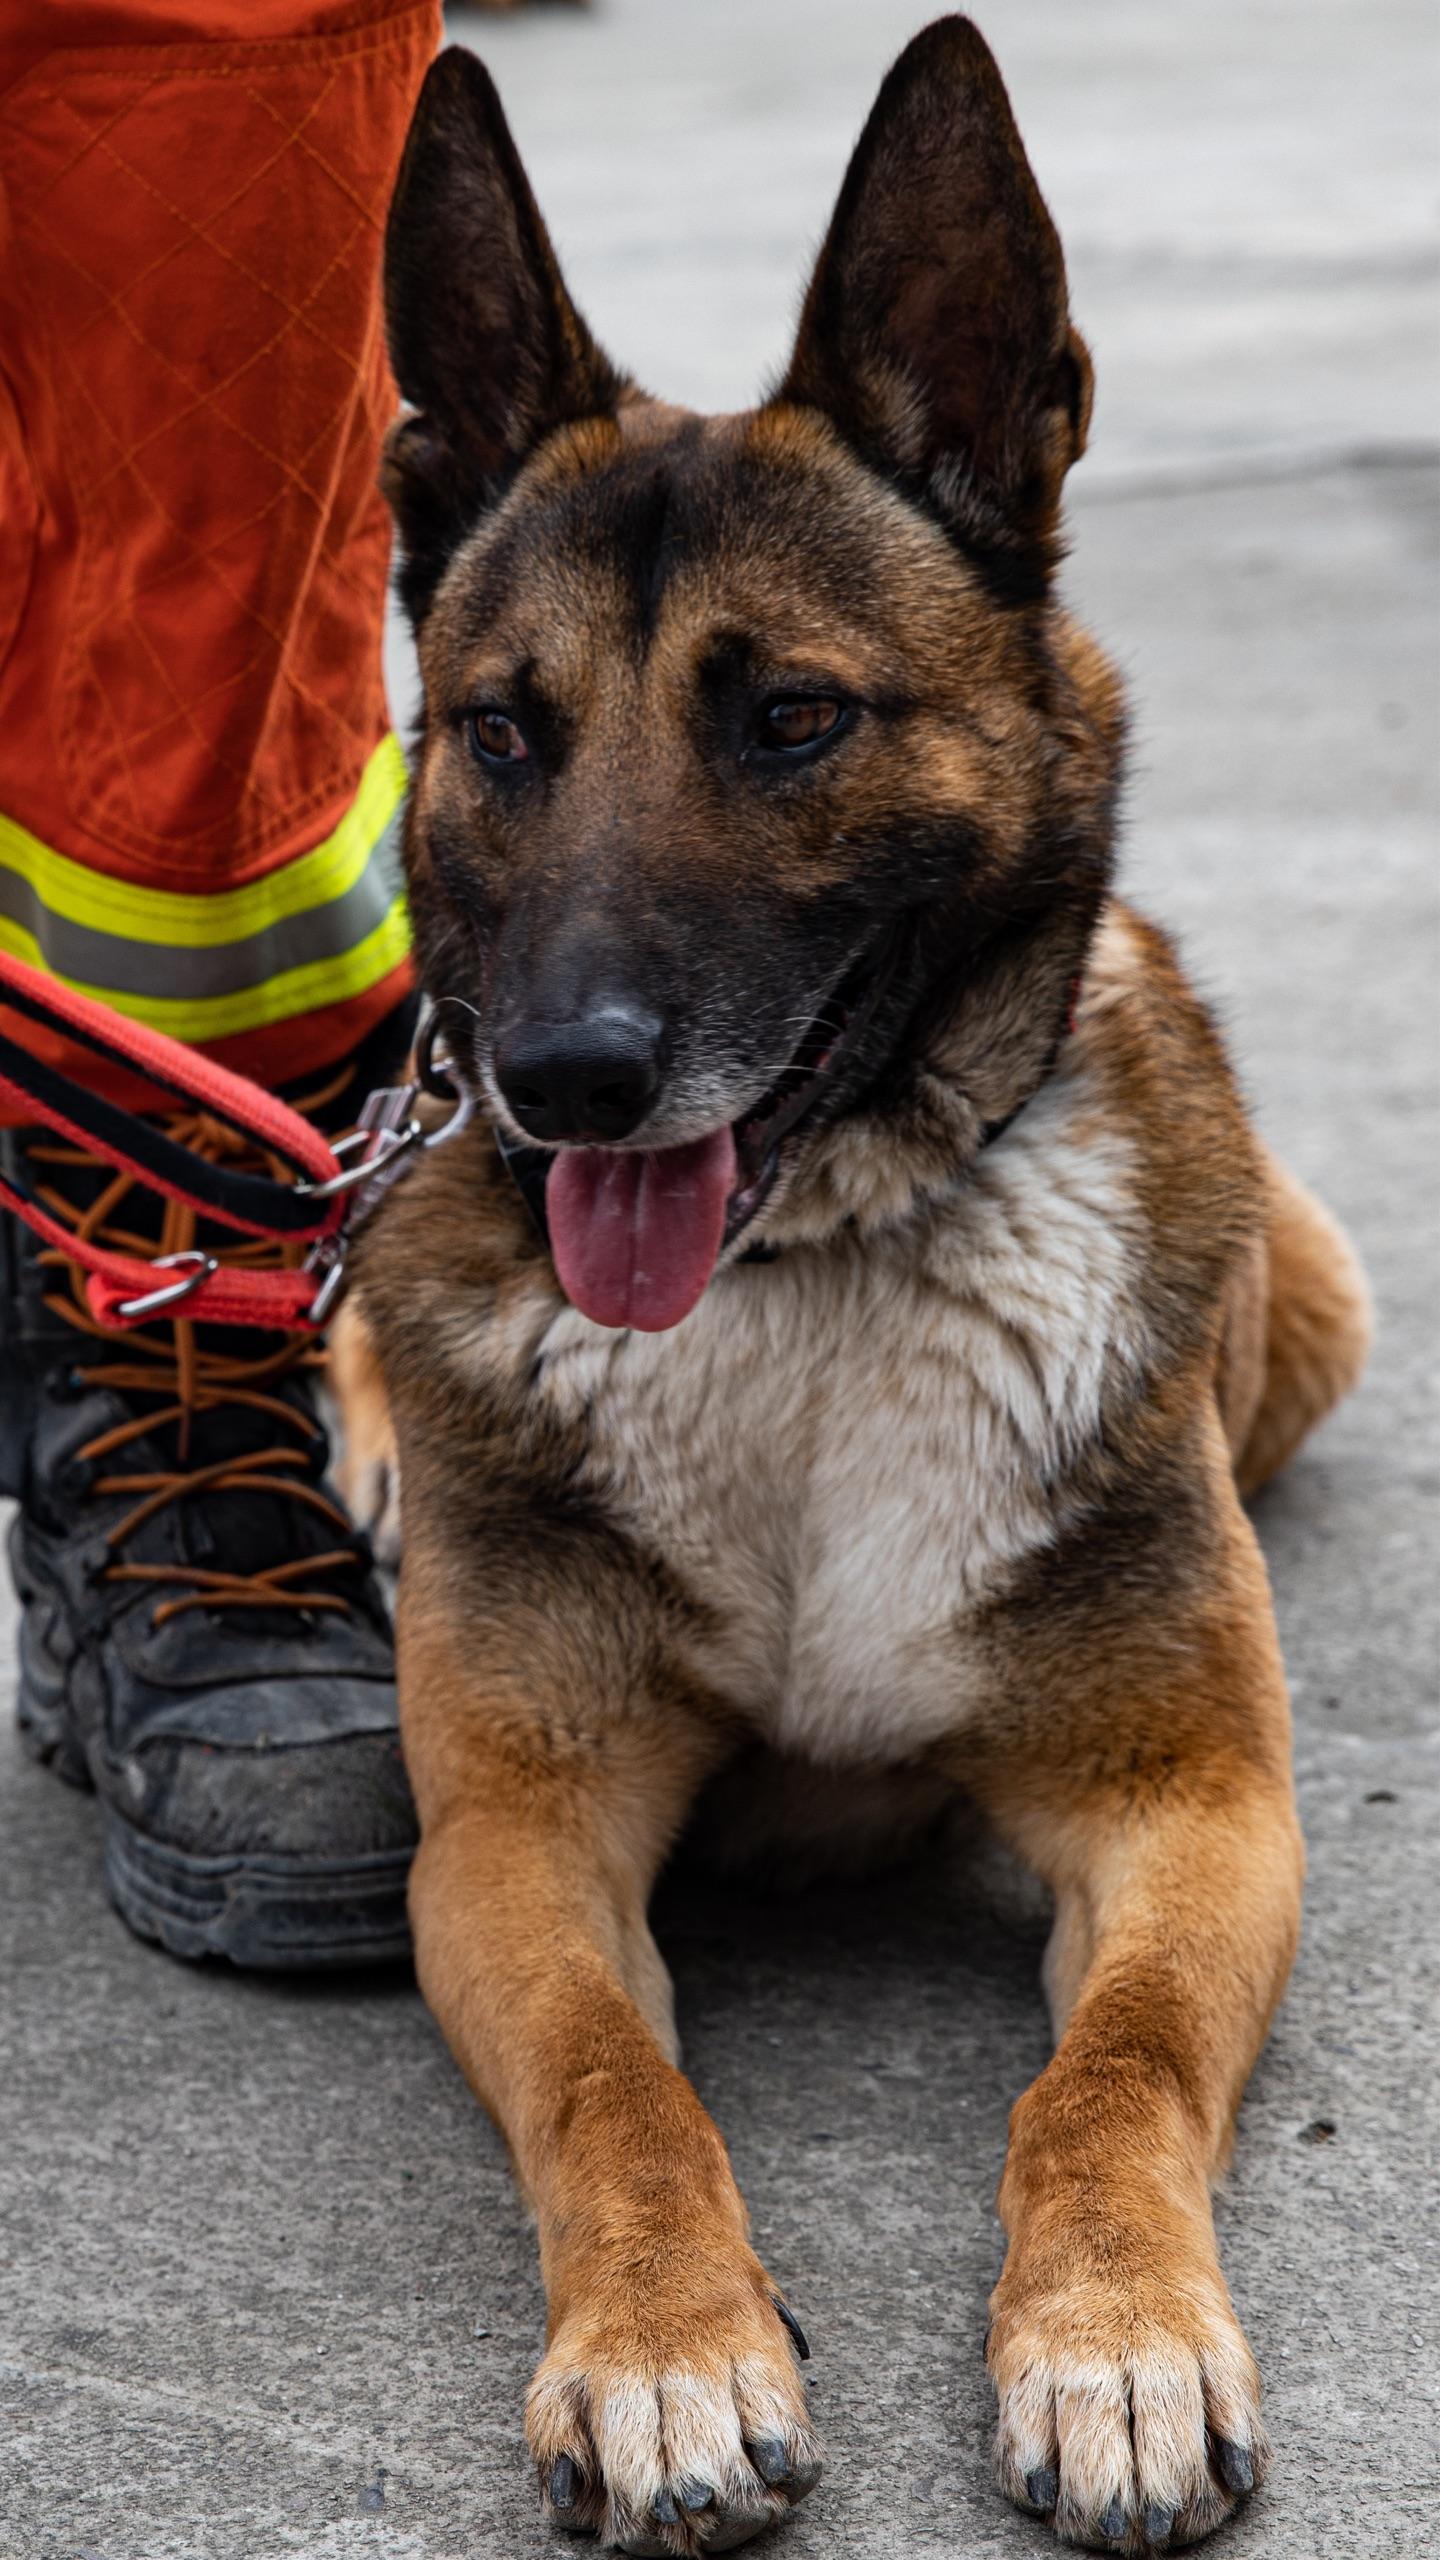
[115,1248,218,1321]
[298,1040,478,1325]
[292,1112,424,1203]
[304,1235,350,1327]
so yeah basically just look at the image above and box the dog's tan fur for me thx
[346,21,1372,2554]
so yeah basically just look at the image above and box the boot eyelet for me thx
[44,1364,89,1405]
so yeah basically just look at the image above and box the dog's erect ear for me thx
[381,47,627,621]
[776,16,1091,592]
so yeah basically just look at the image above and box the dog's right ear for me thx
[381,47,626,624]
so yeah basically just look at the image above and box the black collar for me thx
[494,1125,557,1247]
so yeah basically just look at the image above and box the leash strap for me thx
[0,1186,328,1332]
[0,949,347,1332]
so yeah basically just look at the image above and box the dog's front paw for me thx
[988,2245,1268,2551]
[527,2261,820,2554]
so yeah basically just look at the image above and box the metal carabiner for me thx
[292,1016,476,1208]
[296,1031,479,1323]
[291,1117,426,1204]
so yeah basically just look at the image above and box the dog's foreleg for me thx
[328,1297,402,1565]
[974,1491,1302,2554]
[396,1596,821,2555]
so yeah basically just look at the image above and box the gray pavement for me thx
[3,4,1437,2557]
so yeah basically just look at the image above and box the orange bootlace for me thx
[29,1070,364,1629]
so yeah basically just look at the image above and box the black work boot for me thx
[0,1110,415,1968]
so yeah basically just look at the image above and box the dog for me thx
[341,20,1372,2553]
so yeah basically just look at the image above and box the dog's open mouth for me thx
[543,940,892,1333]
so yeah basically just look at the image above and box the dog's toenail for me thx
[677,2478,714,2512]
[1144,2505,1176,2547]
[548,2455,582,2509]
[772,2297,811,2360]
[652,2488,680,2525]
[748,2437,793,2486]
[1026,2467,1058,2511]
[1099,2496,1127,2541]
[1215,2440,1254,2496]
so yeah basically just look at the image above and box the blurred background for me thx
[6,5,1437,2557]
[433,3,1437,470]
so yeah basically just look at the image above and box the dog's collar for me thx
[493,971,1081,1273]
[495,1125,558,1245]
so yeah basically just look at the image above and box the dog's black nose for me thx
[494,1006,665,1143]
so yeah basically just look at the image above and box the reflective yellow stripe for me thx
[0,734,407,950]
[0,894,412,1044]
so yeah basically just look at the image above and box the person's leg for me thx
[0,0,439,1965]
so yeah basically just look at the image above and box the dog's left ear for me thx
[382,47,627,622]
[776,15,1091,591]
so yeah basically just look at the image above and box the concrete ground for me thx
[2,4,1437,2557]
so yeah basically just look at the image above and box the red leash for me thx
[0,951,464,1333]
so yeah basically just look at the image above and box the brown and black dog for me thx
[341,20,1371,2554]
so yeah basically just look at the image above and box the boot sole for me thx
[103,1810,413,1970]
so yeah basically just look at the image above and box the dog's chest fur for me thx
[532,1068,1146,1766]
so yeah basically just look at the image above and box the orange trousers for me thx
[0,1,439,1111]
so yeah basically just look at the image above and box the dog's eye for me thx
[760,697,844,753]
[469,709,529,765]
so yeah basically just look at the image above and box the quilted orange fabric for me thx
[0,1,438,1096]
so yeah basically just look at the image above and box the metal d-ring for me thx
[413,1010,478,1151]
[415,1004,463,1100]
[115,1248,219,1321]
[418,1071,475,1153]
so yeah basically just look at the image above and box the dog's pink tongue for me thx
[547,1127,737,1331]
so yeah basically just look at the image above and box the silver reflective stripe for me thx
[0,735,412,1040]
[0,811,404,1001]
